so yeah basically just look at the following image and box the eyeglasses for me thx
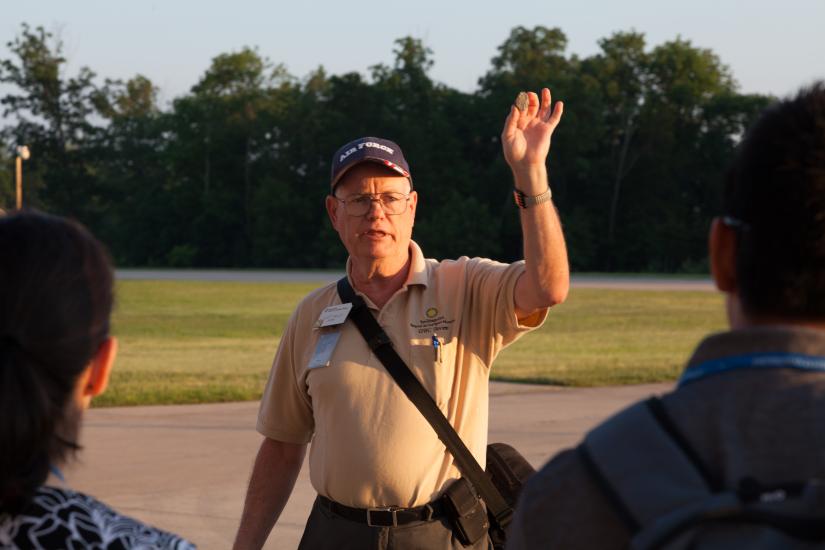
[334,192,411,217]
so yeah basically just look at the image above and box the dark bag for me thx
[336,278,534,548]
[486,443,534,507]
[582,397,825,549]
[485,443,535,548]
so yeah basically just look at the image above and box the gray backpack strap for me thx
[581,398,713,528]
[582,397,825,550]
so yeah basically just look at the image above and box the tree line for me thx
[0,24,771,271]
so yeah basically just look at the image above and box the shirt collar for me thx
[686,325,825,370]
[405,240,428,288]
[344,240,429,291]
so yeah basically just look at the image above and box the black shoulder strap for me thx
[336,277,513,529]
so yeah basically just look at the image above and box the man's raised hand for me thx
[501,88,564,183]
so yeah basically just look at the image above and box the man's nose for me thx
[366,198,385,219]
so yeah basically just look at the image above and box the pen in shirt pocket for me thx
[432,333,442,363]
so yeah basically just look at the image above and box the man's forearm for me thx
[513,164,569,314]
[234,438,307,550]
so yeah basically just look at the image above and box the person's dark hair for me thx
[0,210,114,514]
[723,81,825,318]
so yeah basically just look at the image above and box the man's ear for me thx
[709,218,737,293]
[409,190,417,225]
[326,195,340,230]
[84,337,117,399]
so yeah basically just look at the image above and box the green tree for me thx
[0,23,775,272]
[0,24,103,223]
[479,26,571,94]
[477,27,577,262]
[612,38,767,271]
[0,141,12,211]
[584,32,649,254]
[368,38,501,259]
[92,75,175,265]
[167,47,291,265]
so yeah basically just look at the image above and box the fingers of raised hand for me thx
[527,92,540,118]
[547,100,564,129]
[502,105,519,140]
[538,88,552,121]
[518,92,540,129]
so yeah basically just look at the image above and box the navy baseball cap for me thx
[330,137,412,191]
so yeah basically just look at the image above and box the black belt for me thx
[318,495,447,527]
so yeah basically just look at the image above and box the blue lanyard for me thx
[678,352,825,387]
[49,464,66,483]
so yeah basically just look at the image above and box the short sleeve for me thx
[463,259,548,366]
[257,309,315,444]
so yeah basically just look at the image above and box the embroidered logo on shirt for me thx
[411,310,455,335]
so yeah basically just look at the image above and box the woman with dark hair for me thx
[0,211,195,549]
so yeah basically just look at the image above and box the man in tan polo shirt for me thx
[234,88,569,549]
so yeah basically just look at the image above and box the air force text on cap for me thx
[339,141,396,163]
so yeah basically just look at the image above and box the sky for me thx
[2,0,824,107]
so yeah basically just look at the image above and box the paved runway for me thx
[117,269,713,291]
[66,382,672,550]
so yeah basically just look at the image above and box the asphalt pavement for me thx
[117,269,713,291]
[65,382,672,550]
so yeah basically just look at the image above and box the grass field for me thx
[95,280,726,407]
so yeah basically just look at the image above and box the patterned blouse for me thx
[0,486,196,549]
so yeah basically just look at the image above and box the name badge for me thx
[308,331,342,369]
[316,303,353,328]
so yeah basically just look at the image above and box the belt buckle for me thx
[366,506,399,527]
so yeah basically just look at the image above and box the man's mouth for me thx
[360,229,390,239]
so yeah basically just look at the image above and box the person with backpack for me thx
[507,82,825,550]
